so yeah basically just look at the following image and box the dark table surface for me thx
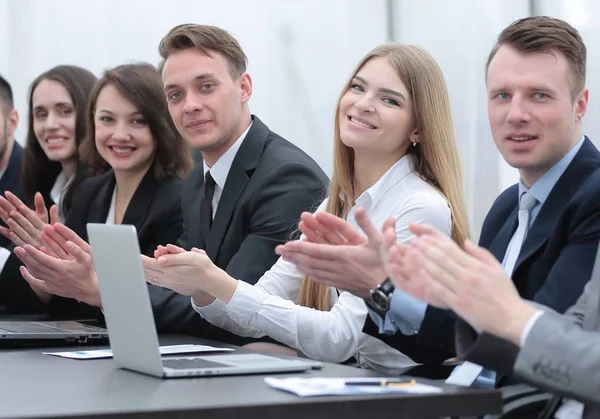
[0,334,502,419]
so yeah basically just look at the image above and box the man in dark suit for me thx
[0,75,24,249]
[148,24,328,341]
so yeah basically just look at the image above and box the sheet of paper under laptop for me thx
[43,344,234,360]
[264,377,442,397]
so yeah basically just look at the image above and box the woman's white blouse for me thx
[193,155,452,373]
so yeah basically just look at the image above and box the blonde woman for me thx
[142,44,468,372]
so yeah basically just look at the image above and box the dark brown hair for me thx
[158,24,247,79]
[486,16,586,97]
[21,65,97,213]
[79,62,192,179]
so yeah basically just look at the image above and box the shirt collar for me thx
[518,135,585,204]
[355,154,414,210]
[50,170,69,205]
[203,122,253,189]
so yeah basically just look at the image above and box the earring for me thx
[412,141,418,147]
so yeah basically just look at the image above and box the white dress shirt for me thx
[49,170,71,222]
[193,154,452,373]
[202,123,252,220]
[106,187,117,225]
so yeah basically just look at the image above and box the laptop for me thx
[0,319,108,345]
[87,223,319,378]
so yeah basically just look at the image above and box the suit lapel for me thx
[488,206,518,263]
[87,173,115,224]
[205,116,268,260]
[121,168,157,232]
[514,138,600,273]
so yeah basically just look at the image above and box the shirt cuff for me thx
[191,295,227,317]
[224,280,265,326]
[0,247,11,273]
[385,289,428,335]
[519,310,544,347]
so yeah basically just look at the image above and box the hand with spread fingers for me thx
[0,191,59,250]
[12,223,101,308]
[397,223,538,345]
[380,221,449,309]
[141,244,236,305]
[275,207,392,299]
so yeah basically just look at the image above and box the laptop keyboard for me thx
[163,358,233,370]
[0,322,67,334]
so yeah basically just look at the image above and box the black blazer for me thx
[364,138,600,365]
[43,168,184,319]
[149,115,329,342]
[0,168,184,317]
[0,142,24,248]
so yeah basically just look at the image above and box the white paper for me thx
[264,377,442,397]
[43,344,234,359]
[445,361,484,386]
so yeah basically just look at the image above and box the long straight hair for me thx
[298,44,469,311]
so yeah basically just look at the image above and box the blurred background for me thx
[0,0,596,237]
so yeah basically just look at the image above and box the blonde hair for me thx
[298,44,470,311]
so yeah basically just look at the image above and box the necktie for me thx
[200,171,216,241]
[447,192,538,388]
[503,191,538,276]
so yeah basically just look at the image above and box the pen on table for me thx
[344,379,417,387]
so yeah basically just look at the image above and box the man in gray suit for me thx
[382,222,600,417]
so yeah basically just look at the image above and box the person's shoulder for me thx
[155,175,184,199]
[76,171,112,194]
[181,162,204,189]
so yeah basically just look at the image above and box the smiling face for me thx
[93,84,156,176]
[338,56,417,160]
[161,48,252,166]
[487,45,588,186]
[32,79,78,164]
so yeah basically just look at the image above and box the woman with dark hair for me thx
[5,63,192,317]
[22,65,97,218]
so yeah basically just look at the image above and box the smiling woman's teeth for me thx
[111,147,134,154]
[350,117,375,129]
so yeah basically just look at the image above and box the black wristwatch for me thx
[368,278,395,316]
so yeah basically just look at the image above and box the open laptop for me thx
[87,223,319,378]
[0,319,108,345]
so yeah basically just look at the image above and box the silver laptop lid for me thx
[87,223,164,377]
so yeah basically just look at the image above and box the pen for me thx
[344,379,416,387]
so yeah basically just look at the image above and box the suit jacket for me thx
[480,138,600,312]
[455,246,600,415]
[0,142,24,248]
[363,138,600,366]
[0,168,184,316]
[144,116,328,342]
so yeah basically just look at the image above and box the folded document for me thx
[264,376,442,397]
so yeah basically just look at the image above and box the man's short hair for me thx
[158,24,247,79]
[486,16,587,97]
[0,74,14,111]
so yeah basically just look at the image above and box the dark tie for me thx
[200,171,216,241]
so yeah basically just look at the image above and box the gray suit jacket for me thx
[455,248,600,415]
